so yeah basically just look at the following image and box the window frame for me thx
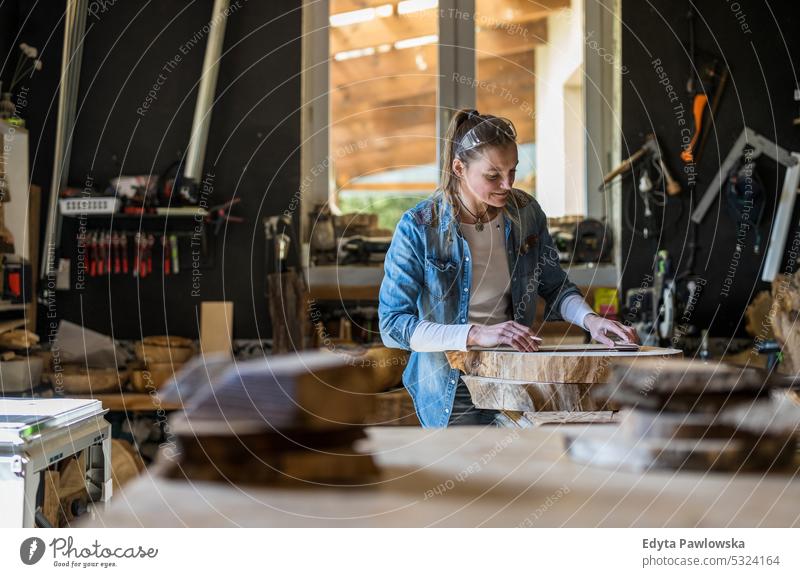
[302,0,622,279]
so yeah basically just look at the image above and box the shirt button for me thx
[450,379,455,384]
[463,287,468,292]
[445,408,450,414]
[512,277,517,281]
[466,257,470,261]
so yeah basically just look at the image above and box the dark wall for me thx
[620,0,800,337]
[2,0,302,339]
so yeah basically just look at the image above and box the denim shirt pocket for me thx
[424,257,459,301]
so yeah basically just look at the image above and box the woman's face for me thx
[453,143,518,208]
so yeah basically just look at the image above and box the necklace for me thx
[458,197,490,231]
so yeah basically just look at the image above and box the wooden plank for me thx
[200,301,234,358]
[165,349,388,430]
[498,410,617,427]
[69,393,183,412]
[462,375,600,411]
[308,283,379,301]
[446,346,682,384]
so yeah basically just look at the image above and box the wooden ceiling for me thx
[330,0,570,186]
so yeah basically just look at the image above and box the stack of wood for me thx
[129,335,194,393]
[352,345,417,426]
[446,345,682,426]
[159,349,387,486]
[0,322,44,394]
[565,359,800,473]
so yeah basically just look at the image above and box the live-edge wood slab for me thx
[446,345,682,384]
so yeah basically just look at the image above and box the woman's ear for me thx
[452,157,465,179]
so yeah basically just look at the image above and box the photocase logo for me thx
[20,537,46,565]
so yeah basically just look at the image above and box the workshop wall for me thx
[620,0,800,338]
[4,0,301,339]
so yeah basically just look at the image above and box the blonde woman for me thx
[379,109,638,427]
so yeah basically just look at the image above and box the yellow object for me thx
[593,288,619,319]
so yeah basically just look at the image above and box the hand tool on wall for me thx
[170,234,179,274]
[205,197,244,235]
[681,4,728,166]
[694,65,728,164]
[163,235,170,276]
[121,234,129,274]
[106,233,113,274]
[89,232,97,277]
[600,134,681,195]
[112,233,121,274]
[133,233,141,278]
[147,234,154,276]
[97,232,105,276]
[681,61,727,165]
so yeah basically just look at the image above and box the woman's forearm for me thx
[409,320,473,352]
[559,294,595,329]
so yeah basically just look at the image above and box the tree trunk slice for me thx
[446,346,682,384]
[497,410,617,427]
[462,375,603,412]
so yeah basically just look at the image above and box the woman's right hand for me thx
[466,321,542,352]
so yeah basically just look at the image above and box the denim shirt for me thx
[378,189,583,427]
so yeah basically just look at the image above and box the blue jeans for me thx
[447,379,498,426]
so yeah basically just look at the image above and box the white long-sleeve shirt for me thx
[409,214,594,353]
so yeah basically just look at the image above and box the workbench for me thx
[81,425,800,527]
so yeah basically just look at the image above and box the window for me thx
[304,0,619,231]
[329,0,439,231]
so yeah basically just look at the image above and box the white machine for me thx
[0,398,111,528]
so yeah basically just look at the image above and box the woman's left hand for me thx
[583,314,639,347]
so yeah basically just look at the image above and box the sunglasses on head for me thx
[456,115,517,154]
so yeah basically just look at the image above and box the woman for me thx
[378,109,638,427]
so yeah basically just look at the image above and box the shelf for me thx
[65,392,183,412]
[62,208,208,220]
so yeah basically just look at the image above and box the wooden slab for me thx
[446,345,682,384]
[162,349,385,429]
[200,301,234,358]
[565,427,797,473]
[462,375,601,412]
[611,358,779,394]
[497,410,617,427]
